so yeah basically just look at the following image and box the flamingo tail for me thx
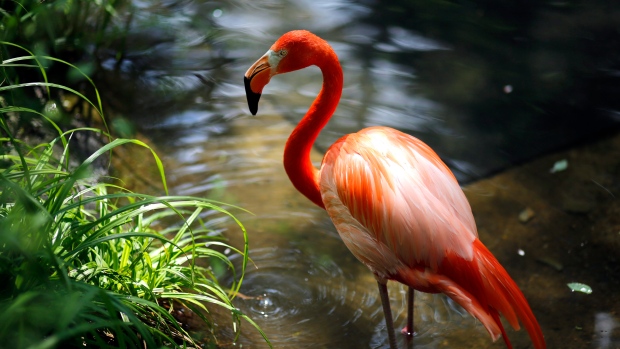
[468,239,546,349]
[395,239,545,349]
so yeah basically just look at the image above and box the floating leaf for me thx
[567,282,592,294]
[550,159,568,173]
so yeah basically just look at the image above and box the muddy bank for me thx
[463,132,620,349]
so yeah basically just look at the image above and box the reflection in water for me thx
[104,0,620,348]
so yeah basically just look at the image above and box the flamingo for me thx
[243,30,545,349]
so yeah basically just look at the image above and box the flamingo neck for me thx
[283,54,343,209]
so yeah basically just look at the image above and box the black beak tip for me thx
[244,76,261,115]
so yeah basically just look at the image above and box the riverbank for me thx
[463,131,620,349]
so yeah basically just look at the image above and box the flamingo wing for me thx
[318,126,477,273]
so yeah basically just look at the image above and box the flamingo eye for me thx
[278,49,288,57]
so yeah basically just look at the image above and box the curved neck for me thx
[283,55,343,209]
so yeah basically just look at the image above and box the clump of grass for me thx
[0,44,269,348]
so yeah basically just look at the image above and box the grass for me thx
[1,0,124,53]
[0,43,270,348]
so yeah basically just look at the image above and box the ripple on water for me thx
[232,247,342,320]
[223,247,368,347]
[223,247,483,348]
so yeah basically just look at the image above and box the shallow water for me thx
[105,0,620,348]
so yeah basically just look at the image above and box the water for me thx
[101,0,620,348]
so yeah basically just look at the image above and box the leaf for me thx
[567,282,592,294]
[550,159,568,173]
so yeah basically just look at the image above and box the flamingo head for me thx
[244,30,328,115]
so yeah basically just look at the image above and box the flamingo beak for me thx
[244,53,272,115]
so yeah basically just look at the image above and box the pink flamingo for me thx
[244,30,545,349]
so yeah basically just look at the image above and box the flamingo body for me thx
[244,30,545,349]
[320,126,477,274]
[320,127,543,347]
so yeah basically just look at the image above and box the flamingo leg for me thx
[377,281,398,349]
[402,286,414,336]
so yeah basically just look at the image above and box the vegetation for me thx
[0,2,268,347]
[1,0,126,55]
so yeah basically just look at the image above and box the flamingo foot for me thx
[400,326,415,336]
